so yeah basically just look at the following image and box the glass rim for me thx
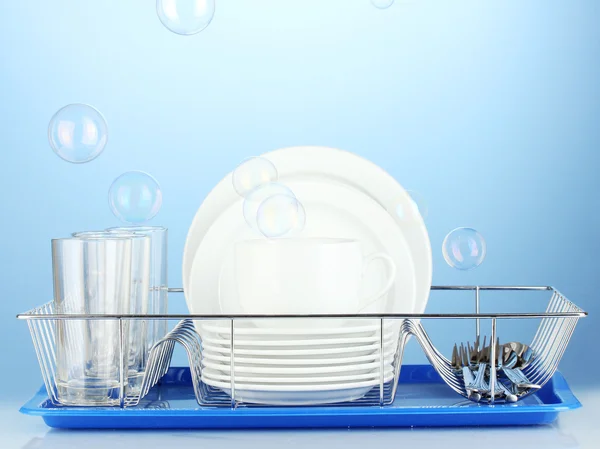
[69,231,149,241]
[106,225,167,233]
[51,237,137,245]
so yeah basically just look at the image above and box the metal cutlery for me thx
[454,337,537,403]
[502,343,541,390]
[452,344,481,401]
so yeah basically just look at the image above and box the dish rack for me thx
[18,286,587,408]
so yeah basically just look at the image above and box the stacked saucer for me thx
[197,321,397,405]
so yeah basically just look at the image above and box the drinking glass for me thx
[107,226,168,345]
[72,231,151,395]
[52,236,133,405]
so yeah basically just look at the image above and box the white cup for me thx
[225,238,396,328]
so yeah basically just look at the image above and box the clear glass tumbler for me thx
[73,231,151,396]
[52,236,134,406]
[107,226,168,346]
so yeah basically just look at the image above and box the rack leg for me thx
[489,318,497,404]
[119,318,125,408]
[230,319,236,409]
[379,318,384,405]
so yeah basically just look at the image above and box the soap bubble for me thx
[48,104,108,163]
[442,227,486,270]
[257,194,306,238]
[157,0,215,35]
[233,157,278,198]
[109,171,163,224]
[243,183,295,231]
[371,0,394,9]
[396,191,428,221]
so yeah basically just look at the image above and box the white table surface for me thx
[2,387,598,449]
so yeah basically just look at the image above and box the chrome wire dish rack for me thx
[18,286,587,408]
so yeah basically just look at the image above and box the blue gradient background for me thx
[0,0,599,407]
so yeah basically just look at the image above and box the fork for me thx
[452,344,481,401]
[459,344,481,402]
[469,336,490,394]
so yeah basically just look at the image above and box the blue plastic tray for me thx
[20,365,581,429]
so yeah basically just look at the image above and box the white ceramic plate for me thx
[201,367,394,384]
[201,346,396,366]
[202,374,395,405]
[201,358,392,375]
[202,354,395,371]
[182,146,431,317]
[198,320,396,337]
[199,330,395,348]
[200,340,395,358]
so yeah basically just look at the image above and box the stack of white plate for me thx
[182,146,432,405]
[195,321,397,405]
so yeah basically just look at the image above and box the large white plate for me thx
[200,340,394,358]
[202,358,395,374]
[182,146,432,317]
[201,367,394,384]
[201,359,392,375]
[199,330,395,348]
[202,374,395,405]
[198,320,396,336]
[200,346,396,366]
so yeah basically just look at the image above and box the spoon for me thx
[502,344,540,390]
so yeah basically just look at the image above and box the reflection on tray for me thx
[21,424,580,449]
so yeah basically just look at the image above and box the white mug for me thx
[226,238,396,327]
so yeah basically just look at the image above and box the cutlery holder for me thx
[18,286,586,408]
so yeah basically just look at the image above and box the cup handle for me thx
[358,253,397,312]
